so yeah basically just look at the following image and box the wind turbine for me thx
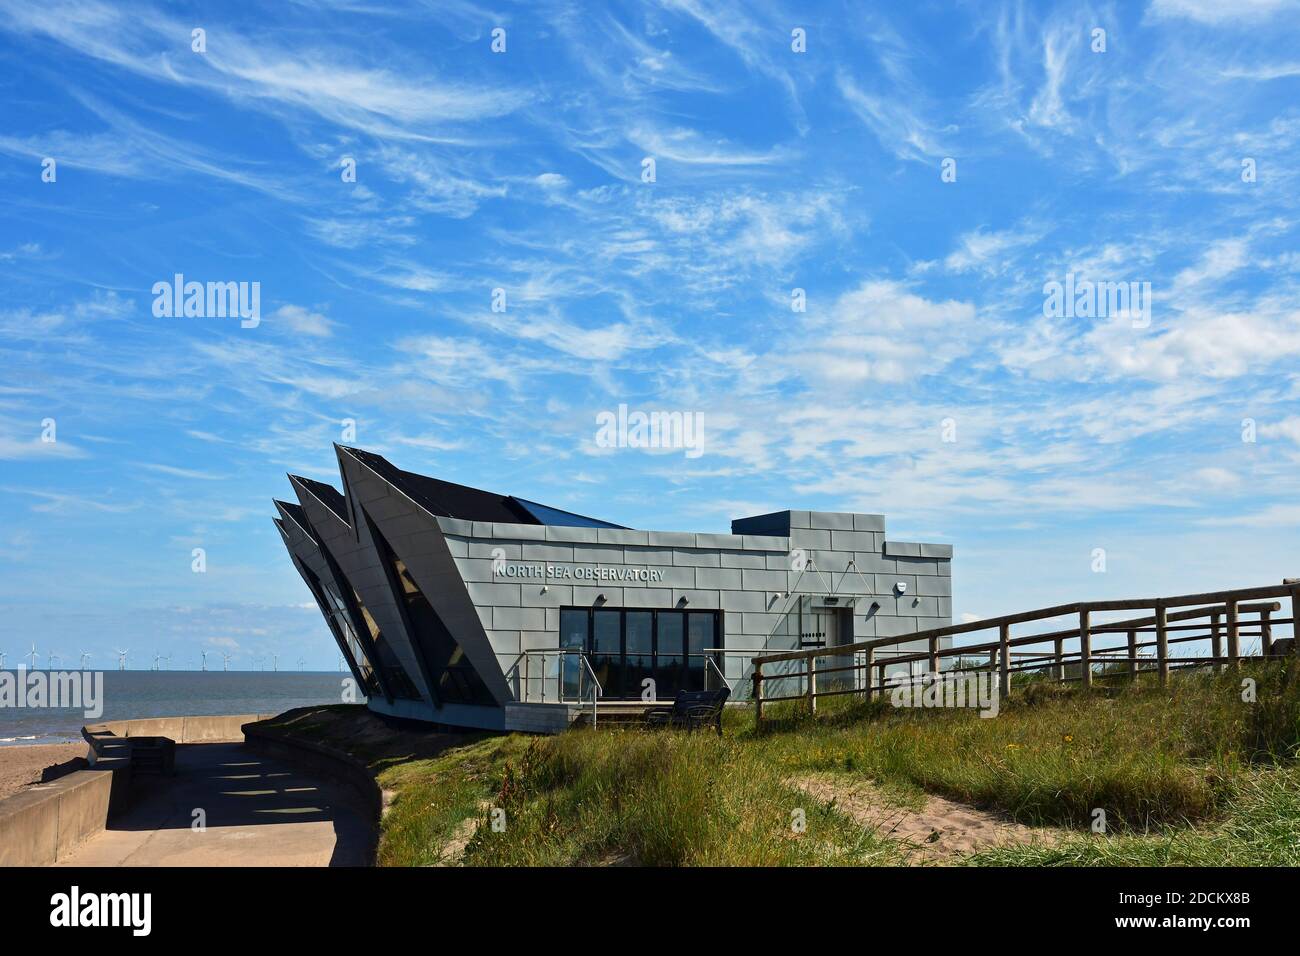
[272,653,279,673]
[46,650,58,668]
[222,652,231,672]
[200,650,208,672]
[0,651,6,669]
[152,652,162,671]
[27,643,37,668]
[116,649,128,671]
[80,651,91,670]
[297,657,305,672]
[164,653,173,670]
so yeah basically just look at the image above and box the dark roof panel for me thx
[341,447,538,524]
[289,475,349,523]
[277,447,627,531]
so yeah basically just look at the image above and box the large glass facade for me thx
[367,515,495,706]
[348,583,422,700]
[299,562,377,696]
[313,535,422,701]
[561,607,721,700]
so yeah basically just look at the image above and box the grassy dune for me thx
[365,661,1300,866]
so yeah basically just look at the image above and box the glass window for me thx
[368,516,494,706]
[687,612,714,691]
[655,611,684,700]
[315,538,422,701]
[625,611,653,700]
[510,497,625,529]
[560,609,587,699]
[300,563,377,697]
[350,584,422,700]
[557,606,720,701]
[592,609,622,696]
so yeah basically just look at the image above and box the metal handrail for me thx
[508,649,604,725]
[704,655,732,691]
[579,653,602,726]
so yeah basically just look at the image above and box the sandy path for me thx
[790,773,1061,863]
[0,743,88,800]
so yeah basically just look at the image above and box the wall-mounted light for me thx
[677,595,689,607]
[594,593,606,606]
[894,581,907,596]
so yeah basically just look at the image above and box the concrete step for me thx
[570,701,672,727]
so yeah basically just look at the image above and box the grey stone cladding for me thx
[443,509,952,701]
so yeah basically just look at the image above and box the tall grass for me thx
[283,659,1300,865]
[462,730,904,866]
[968,769,1300,866]
[745,660,1300,831]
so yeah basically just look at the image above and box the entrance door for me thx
[817,609,853,692]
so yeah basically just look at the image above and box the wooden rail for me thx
[750,581,1300,726]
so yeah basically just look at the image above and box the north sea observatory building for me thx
[273,445,952,732]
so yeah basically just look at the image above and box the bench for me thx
[643,688,731,736]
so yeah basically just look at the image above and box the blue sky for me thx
[2,0,1299,670]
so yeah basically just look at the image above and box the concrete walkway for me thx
[56,742,374,867]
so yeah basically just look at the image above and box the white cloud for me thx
[1259,417,1300,444]
[0,435,86,460]
[787,281,980,385]
[627,123,792,167]
[944,226,1043,275]
[837,72,948,162]
[138,463,222,480]
[1026,26,1077,131]
[272,304,334,338]
[1148,0,1300,25]
[0,0,528,138]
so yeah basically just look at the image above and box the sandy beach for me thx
[0,743,88,800]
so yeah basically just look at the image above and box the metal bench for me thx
[643,688,730,736]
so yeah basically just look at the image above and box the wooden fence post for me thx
[752,662,763,726]
[928,635,940,676]
[1211,611,1222,671]
[864,646,875,701]
[1126,629,1138,679]
[999,623,1011,699]
[807,655,816,714]
[1079,608,1092,689]
[1226,600,1240,669]
[1261,607,1273,658]
[1291,585,1300,659]
[1156,602,1169,686]
[1054,636,1065,682]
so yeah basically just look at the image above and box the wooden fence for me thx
[750,580,1300,726]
